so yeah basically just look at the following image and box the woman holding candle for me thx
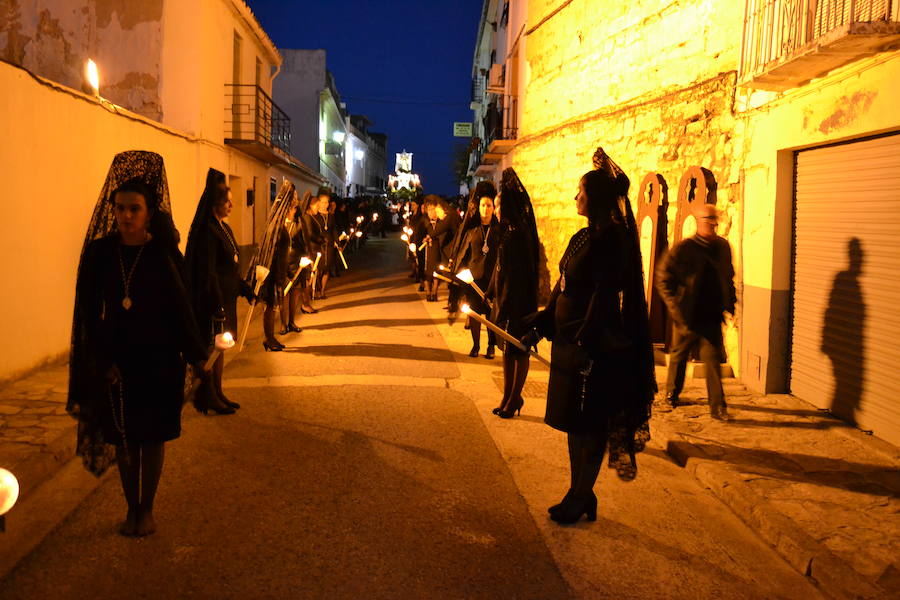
[249,183,298,351]
[488,169,540,418]
[280,190,314,333]
[455,181,499,358]
[68,151,209,536]
[313,188,335,299]
[185,168,253,414]
[520,147,655,524]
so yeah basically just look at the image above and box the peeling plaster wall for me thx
[0,0,164,120]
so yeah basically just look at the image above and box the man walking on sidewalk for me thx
[656,203,737,420]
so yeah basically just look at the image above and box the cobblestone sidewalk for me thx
[0,364,74,504]
[652,374,900,599]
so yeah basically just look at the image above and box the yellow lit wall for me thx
[514,0,745,374]
[504,0,900,393]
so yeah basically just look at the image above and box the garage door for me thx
[791,132,900,446]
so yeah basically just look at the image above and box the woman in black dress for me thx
[521,148,655,524]
[280,190,314,333]
[68,151,208,537]
[455,181,499,358]
[249,183,298,351]
[420,197,442,301]
[313,188,334,299]
[185,168,253,414]
[488,169,540,418]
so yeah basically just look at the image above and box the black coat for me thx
[532,226,639,434]
[655,235,736,334]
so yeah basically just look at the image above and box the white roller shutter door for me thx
[791,133,900,446]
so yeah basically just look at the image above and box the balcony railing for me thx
[740,0,900,89]
[482,93,518,146]
[225,84,291,157]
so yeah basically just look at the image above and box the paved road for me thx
[0,236,820,599]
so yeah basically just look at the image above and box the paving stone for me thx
[0,405,22,416]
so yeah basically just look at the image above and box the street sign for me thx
[453,122,473,137]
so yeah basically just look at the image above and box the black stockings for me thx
[469,321,496,350]
[566,431,608,498]
[263,302,277,342]
[500,347,529,411]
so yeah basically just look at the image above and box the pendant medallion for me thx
[122,296,133,310]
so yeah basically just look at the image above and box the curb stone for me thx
[657,424,888,599]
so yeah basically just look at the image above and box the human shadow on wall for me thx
[821,237,865,426]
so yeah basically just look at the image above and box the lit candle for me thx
[284,256,313,295]
[401,233,409,242]
[204,331,236,370]
[456,268,486,299]
[408,243,417,252]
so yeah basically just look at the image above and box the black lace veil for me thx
[184,168,227,317]
[499,168,540,272]
[67,150,183,476]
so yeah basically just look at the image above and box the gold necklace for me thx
[117,242,146,310]
[217,219,239,263]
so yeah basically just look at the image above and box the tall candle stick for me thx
[460,304,550,366]
[236,265,269,352]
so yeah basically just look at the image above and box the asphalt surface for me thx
[0,235,821,599]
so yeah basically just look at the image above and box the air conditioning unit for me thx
[486,64,504,93]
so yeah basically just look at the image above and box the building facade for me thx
[0,0,325,381]
[273,49,348,193]
[468,0,900,444]
[345,114,388,197]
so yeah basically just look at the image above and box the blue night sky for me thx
[245,0,485,196]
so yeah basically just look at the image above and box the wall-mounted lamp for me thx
[332,131,345,144]
[84,58,100,96]
[354,149,365,161]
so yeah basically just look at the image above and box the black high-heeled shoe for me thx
[498,396,524,419]
[484,345,495,359]
[550,493,597,524]
[548,491,574,514]
[288,322,302,333]
[217,390,241,410]
[196,381,235,415]
[300,306,318,314]
[262,339,284,352]
[468,345,480,358]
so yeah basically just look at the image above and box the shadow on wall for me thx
[821,237,865,426]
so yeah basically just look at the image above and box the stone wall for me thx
[514,0,746,369]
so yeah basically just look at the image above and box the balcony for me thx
[225,84,291,163]
[740,0,900,90]
[483,94,518,155]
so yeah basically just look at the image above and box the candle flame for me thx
[401,233,409,241]
[438,264,446,271]
[0,468,20,516]
[408,243,417,252]
[85,59,99,95]
[299,256,312,267]
[223,331,234,343]
[457,269,474,283]
[461,304,471,314]
[317,251,322,257]
[355,231,363,237]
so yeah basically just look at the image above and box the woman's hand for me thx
[105,364,122,386]
[520,328,541,351]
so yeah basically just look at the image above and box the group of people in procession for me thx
[403,146,736,525]
[67,143,736,537]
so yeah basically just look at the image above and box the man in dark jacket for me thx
[656,203,737,420]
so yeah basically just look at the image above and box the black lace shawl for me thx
[67,150,198,476]
[498,167,540,274]
[245,180,297,292]
[591,147,656,474]
[447,188,479,268]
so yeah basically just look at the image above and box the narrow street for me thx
[0,237,820,599]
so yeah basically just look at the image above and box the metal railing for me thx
[741,0,895,77]
[471,76,485,103]
[482,93,518,145]
[225,84,291,155]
